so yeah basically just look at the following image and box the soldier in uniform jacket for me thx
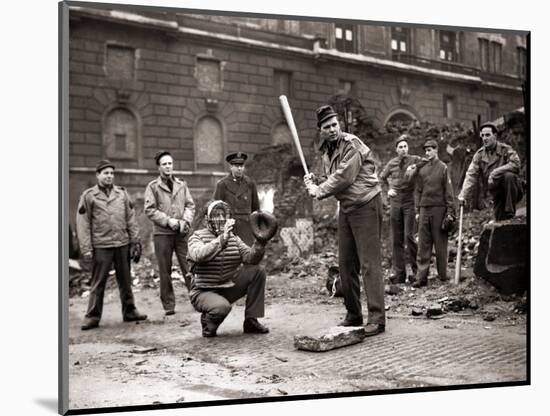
[304,105,385,337]
[213,152,260,245]
[76,160,147,330]
[379,134,422,284]
[411,140,456,288]
[458,122,523,221]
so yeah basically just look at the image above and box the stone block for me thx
[474,221,527,295]
[294,326,366,352]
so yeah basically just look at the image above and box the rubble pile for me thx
[69,256,186,298]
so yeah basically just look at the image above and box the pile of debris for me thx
[69,256,187,298]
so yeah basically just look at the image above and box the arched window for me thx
[195,116,224,171]
[103,107,138,160]
[271,122,292,145]
[384,110,417,127]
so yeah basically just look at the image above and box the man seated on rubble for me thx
[187,200,276,337]
[458,122,523,221]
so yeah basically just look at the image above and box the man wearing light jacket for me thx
[144,150,196,316]
[77,160,147,330]
[304,105,385,337]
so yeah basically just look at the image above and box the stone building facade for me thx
[67,4,527,230]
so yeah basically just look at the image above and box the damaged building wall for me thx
[68,6,526,262]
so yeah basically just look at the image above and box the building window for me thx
[479,38,489,71]
[195,116,224,171]
[274,70,292,98]
[196,57,222,92]
[105,44,135,80]
[443,95,456,119]
[391,27,411,60]
[338,80,354,95]
[439,31,457,62]
[491,41,502,73]
[487,101,499,121]
[335,23,355,53]
[104,108,138,160]
[517,47,527,78]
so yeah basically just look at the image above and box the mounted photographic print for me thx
[59,0,530,414]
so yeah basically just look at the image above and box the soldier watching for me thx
[379,134,422,284]
[213,152,260,245]
[76,160,147,330]
[144,151,196,316]
[458,122,523,221]
[411,140,456,288]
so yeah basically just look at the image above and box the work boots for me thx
[123,308,148,322]
[200,313,225,337]
[243,318,269,334]
[81,317,100,331]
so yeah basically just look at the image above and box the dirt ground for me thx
[68,267,527,411]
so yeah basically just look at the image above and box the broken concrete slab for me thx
[474,221,527,295]
[294,326,366,352]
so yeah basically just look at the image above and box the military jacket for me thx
[213,174,260,216]
[76,185,139,254]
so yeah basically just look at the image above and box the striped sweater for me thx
[187,228,265,289]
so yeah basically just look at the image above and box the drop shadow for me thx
[34,398,58,413]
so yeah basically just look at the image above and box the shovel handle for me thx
[454,204,464,285]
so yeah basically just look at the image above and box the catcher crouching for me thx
[187,200,278,337]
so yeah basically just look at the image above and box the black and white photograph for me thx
[54,0,536,414]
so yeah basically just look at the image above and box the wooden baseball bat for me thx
[279,95,309,176]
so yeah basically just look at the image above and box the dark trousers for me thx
[417,206,448,282]
[85,245,136,321]
[489,172,523,221]
[154,234,189,312]
[338,194,385,325]
[390,201,418,279]
[190,265,266,323]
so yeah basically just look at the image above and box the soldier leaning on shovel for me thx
[77,160,147,330]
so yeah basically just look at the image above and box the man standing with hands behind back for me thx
[304,105,385,337]
[145,151,195,316]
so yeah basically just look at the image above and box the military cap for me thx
[316,105,338,127]
[154,150,173,165]
[479,122,498,134]
[423,139,438,149]
[226,152,248,165]
[95,159,115,173]
[394,134,409,148]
